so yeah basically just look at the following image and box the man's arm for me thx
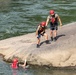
[36,25,40,35]
[46,16,50,26]
[57,15,62,27]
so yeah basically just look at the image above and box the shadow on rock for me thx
[56,34,65,40]
[40,40,51,46]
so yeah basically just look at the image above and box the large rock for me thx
[0,22,76,67]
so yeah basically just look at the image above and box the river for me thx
[0,0,76,40]
[1,58,76,75]
[0,0,76,75]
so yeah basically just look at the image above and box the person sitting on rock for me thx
[36,21,50,48]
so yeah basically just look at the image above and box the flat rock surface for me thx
[0,22,76,67]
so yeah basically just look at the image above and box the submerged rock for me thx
[0,22,76,67]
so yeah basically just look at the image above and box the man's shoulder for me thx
[38,25,41,28]
[47,15,50,19]
[55,14,58,17]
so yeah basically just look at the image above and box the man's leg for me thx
[53,30,57,41]
[44,33,48,40]
[53,26,58,41]
[50,30,53,41]
[37,34,41,48]
[44,33,50,44]
[37,38,40,45]
[36,38,40,48]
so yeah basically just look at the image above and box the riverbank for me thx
[0,22,76,68]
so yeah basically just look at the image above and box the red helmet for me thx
[13,58,18,63]
[40,21,46,27]
[49,10,55,15]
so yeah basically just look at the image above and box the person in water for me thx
[46,10,62,41]
[11,58,19,69]
[36,21,50,48]
[11,58,27,69]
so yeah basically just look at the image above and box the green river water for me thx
[0,0,76,75]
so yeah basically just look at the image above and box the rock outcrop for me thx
[0,22,76,67]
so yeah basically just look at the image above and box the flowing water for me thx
[0,0,76,40]
[1,58,76,75]
[0,0,76,75]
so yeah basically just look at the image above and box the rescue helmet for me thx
[13,58,18,63]
[40,21,46,27]
[49,10,55,15]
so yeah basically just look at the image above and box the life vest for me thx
[11,63,18,69]
[49,14,58,24]
[38,25,45,34]
[11,58,18,69]
[51,17,55,23]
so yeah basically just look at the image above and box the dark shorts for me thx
[50,26,58,30]
[37,34,41,39]
[37,32,45,39]
[50,22,58,30]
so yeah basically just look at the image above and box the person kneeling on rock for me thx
[36,21,50,48]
